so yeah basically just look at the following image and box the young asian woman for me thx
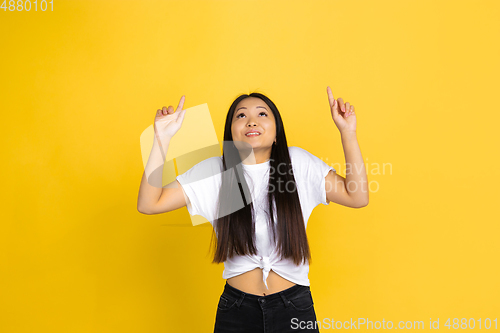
[137,87,368,333]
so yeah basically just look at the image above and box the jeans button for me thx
[260,299,265,303]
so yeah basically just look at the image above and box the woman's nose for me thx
[246,118,258,126]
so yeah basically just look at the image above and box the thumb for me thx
[176,109,187,124]
[331,97,341,118]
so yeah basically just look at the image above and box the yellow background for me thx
[1,0,499,331]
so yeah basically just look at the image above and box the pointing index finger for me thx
[176,95,186,112]
[327,86,335,108]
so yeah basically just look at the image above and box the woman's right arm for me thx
[137,96,190,215]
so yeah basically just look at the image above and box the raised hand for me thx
[154,95,187,145]
[326,86,356,134]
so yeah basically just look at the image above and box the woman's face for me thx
[231,97,277,153]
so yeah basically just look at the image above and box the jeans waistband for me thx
[223,281,309,304]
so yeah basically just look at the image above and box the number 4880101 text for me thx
[1,0,54,11]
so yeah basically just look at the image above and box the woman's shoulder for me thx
[188,155,223,169]
[288,146,313,163]
[288,146,332,170]
[200,155,223,168]
[178,155,223,183]
[288,146,306,155]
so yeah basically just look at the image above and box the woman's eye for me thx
[236,112,268,118]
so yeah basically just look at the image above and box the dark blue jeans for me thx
[214,282,320,333]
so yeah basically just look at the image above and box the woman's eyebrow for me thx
[236,106,268,112]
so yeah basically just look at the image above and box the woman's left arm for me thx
[324,86,369,208]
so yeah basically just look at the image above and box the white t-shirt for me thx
[176,146,335,289]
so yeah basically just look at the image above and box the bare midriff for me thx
[226,267,297,296]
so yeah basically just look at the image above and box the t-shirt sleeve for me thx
[290,146,336,207]
[175,157,222,220]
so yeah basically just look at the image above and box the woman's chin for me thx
[233,139,273,150]
[247,142,273,150]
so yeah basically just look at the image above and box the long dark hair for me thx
[209,92,312,266]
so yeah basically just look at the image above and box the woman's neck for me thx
[240,148,272,165]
